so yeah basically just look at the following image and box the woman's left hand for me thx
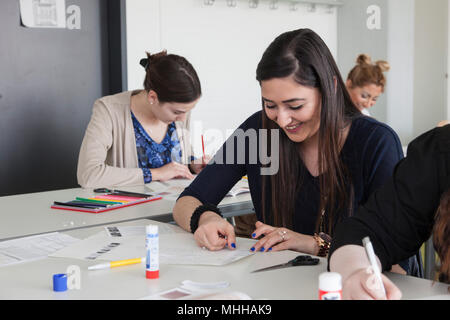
[189,155,212,174]
[250,221,317,254]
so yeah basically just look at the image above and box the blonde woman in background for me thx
[346,54,390,116]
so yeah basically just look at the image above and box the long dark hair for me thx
[433,190,450,284]
[140,50,201,103]
[257,29,359,235]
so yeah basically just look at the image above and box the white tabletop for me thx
[0,220,448,300]
[0,185,253,241]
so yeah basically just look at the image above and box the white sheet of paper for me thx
[146,178,195,201]
[19,0,66,28]
[103,223,185,238]
[159,233,254,266]
[50,227,254,266]
[49,235,144,261]
[0,232,79,267]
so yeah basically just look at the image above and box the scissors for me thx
[251,255,320,273]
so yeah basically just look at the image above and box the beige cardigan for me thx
[77,91,193,188]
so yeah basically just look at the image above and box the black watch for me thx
[190,203,223,234]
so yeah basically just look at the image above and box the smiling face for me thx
[261,76,322,143]
[346,80,383,111]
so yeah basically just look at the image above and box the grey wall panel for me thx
[337,0,388,122]
[0,0,114,196]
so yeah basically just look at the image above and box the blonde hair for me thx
[347,54,390,92]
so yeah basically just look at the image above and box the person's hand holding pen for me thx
[189,135,212,174]
[189,155,212,174]
[151,161,195,181]
[341,267,402,300]
[194,211,237,251]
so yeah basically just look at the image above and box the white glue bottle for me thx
[318,272,342,300]
[145,225,159,279]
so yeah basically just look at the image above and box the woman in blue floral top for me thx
[77,51,208,187]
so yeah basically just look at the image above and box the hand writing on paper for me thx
[151,162,195,181]
[250,221,316,254]
[189,155,212,174]
[194,211,236,251]
[342,267,402,300]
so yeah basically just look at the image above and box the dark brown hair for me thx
[433,189,450,284]
[140,50,201,103]
[256,29,359,235]
[347,54,390,92]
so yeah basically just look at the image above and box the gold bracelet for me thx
[314,232,331,257]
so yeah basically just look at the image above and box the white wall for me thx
[126,0,338,155]
[413,0,448,138]
[386,0,415,144]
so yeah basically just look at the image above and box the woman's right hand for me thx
[194,211,237,251]
[342,267,402,300]
[151,161,195,181]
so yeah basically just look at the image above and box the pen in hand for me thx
[362,236,387,298]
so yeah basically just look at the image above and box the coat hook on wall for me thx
[306,3,316,12]
[269,0,278,10]
[249,0,259,9]
[325,5,334,14]
[204,0,215,6]
[227,0,237,7]
[289,1,299,11]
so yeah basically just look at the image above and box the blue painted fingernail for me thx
[231,243,236,248]
[252,233,256,238]
[268,248,272,251]
[260,247,265,252]
[250,247,255,252]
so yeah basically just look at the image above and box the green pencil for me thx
[75,197,123,205]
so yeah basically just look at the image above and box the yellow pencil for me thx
[88,257,144,270]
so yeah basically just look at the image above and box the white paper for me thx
[50,227,254,266]
[226,179,249,197]
[146,177,249,199]
[159,233,254,266]
[20,0,66,28]
[104,223,184,238]
[146,178,195,201]
[0,232,79,267]
[49,235,144,261]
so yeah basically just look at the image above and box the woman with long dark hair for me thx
[329,122,449,299]
[173,29,418,275]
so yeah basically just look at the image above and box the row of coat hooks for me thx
[203,0,343,13]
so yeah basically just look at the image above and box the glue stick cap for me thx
[319,272,342,292]
[146,225,158,235]
[146,270,159,279]
[53,273,68,292]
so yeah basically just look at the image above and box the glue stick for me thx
[145,225,159,279]
[318,272,342,300]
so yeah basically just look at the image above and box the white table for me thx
[0,185,254,241]
[0,220,448,300]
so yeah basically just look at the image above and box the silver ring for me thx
[201,246,207,250]
[279,230,287,241]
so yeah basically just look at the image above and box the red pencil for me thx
[201,135,206,166]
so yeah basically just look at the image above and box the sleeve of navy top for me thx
[178,112,261,206]
[360,121,404,201]
[329,125,450,271]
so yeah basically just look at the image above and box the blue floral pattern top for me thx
[131,112,182,183]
